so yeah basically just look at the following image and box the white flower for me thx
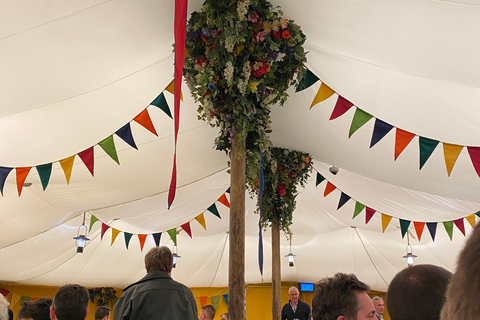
[224,61,234,86]
[237,0,250,20]
[225,36,235,53]
[238,79,248,95]
[242,61,251,80]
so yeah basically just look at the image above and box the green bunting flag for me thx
[419,137,440,170]
[349,109,373,138]
[36,163,52,191]
[98,135,120,164]
[167,228,177,246]
[89,215,99,232]
[150,92,173,119]
[207,203,221,218]
[124,232,133,249]
[443,221,454,240]
[295,68,319,92]
[400,219,411,238]
[212,295,220,309]
[316,172,325,187]
[353,202,365,219]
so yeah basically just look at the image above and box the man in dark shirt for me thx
[281,286,311,320]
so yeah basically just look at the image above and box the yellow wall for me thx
[0,282,389,320]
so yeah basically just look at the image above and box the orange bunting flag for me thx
[60,155,75,184]
[323,181,336,197]
[414,221,425,241]
[133,109,158,136]
[101,223,110,240]
[181,222,192,238]
[365,207,376,224]
[443,143,463,176]
[16,167,31,196]
[195,213,207,230]
[165,79,183,101]
[310,82,336,109]
[466,214,476,228]
[394,128,415,160]
[454,218,466,236]
[111,229,121,246]
[138,234,147,251]
[200,296,208,307]
[217,193,230,208]
[381,214,392,232]
[78,147,94,176]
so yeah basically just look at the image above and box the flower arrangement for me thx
[247,147,312,232]
[184,0,307,158]
[92,287,118,307]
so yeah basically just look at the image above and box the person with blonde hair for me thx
[0,295,9,320]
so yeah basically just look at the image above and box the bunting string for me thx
[296,69,480,179]
[313,168,479,242]
[0,80,177,197]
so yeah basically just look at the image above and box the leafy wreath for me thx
[92,287,118,307]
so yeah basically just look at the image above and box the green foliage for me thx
[246,147,312,233]
[93,287,117,307]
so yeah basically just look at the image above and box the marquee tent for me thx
[1,0,480,294]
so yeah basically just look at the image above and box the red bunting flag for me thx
[101,223,110,240]
[138,234,147,251]
[394,128,415,160]
[454,218,466,236]
[133,109,158,136]
[330,96,354,120]
[467,147,480,178]
[365,207,376,224]
[16,167,31,196]
[181,222,192,238]
[0,288,10,296]
[414,222,425,241]
[78,147,94,176]
[217,193,230,208]
[323,181,336,197]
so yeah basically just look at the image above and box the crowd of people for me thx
[1,223,479,320]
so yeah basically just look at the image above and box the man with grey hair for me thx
[113,246,197,320]
[281,286,311,320]
[371,296,384,320]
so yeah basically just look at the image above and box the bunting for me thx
[0,86,174,196]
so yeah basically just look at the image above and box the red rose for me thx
[272,30,281,38]
[282,30,290,39]
[276,184,286,197]
[250,59,266,78]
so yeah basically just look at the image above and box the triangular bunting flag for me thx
[323,181,336,197]
[21,296,32,304]
[181,222,192,238]
[36,163,52,191]
[225,187,230,193]
[101,223,110,240]
[0,288,10,297]
[150,92,173,118]
[16,167,31,196]
[414,222,425,241]
[165,79,183,101]
[207,203,221,219]
[138,234,147,251]
[200,296,208,307]
[467,147,480,178]
[133,109,158,136]
[124,232,133,249]
[365,207,376,224]
[98,135,120,165]
[310,82,336,109]
[394,129,415,160]
[370,119,394,148]
[88,289,94,303]
[222,293,228,305]
[443,221,454,240]
[116,123,138,150]
[466,214,476,228]
[427,222,437,241]
[337,192,351,210]
[381,214,392,232]
[400,219,411,238]
[89,215,99,232]
[212,295,220,309]
[167,228,177,246]
[454,218,466,236]
[111,229,121,246]
[78,147,94,176]
[195,214,207,230]
[353,202,365,219]
[0,167,13,196]
[153,232,162,246]
[476,211,480,218]
[295,68,319,92]
[217,193,230,208]
[349,109,373,138]
[59,156,75,184]
[419,137,440,170]
[443,143,463,176]
[330,96,354,120]
[316,172,325,187]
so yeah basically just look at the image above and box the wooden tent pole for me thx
[228,131,246,320]
[271,220,281,320]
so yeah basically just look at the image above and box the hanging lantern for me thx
[402,233,417,267]
[172,245,181,268]
[73,212,90,253]
[284,232,296,267]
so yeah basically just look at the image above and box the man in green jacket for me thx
[113,246,197,320]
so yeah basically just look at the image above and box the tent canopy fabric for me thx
[1,0,479,292]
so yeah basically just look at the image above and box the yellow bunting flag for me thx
[59,156,75,184]
[443,143,463,176]
[111,229,121,246]
[466,214,476,228]
[165,79,183,101]
[11,293,21,308]
[310,82,335,109]
[195,213,207,230]
[381,214,392,232]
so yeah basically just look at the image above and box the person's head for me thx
[220,312,228,320]
[288,286,300,304]
[50,284,89,320]
[7,309,12,320]
[387,264,452,320]
[94,306,111,320]
[198,304,215,320]
[18,298,52,320]
[371,297,384,315]
[0,295,9,320]
[17,301,35,320]
[441,224,480,320]
[312,273,375,320]
[144,246,173,274]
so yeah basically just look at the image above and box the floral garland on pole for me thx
[247,147,312,232]
[92,287,118,307]
[184,0,307,172]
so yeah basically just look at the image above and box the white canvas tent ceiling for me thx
[1,0,480,292]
